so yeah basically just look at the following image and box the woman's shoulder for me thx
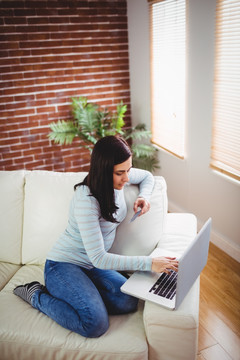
[73,185,100,210]
[75,184,91,196]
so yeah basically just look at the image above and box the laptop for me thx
[121,218,212,310]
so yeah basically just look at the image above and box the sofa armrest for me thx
[164,213,197,236]
[143,278,199,360]
[157,213,197,256]
[143,212,199,360]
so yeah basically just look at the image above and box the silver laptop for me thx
[121,218,212,310]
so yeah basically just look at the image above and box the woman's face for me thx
[113,156,132,190]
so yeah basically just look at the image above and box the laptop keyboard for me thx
[149,270,178,300]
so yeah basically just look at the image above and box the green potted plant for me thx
[48,97,159,172]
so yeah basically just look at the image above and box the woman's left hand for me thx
[133,197,150,216]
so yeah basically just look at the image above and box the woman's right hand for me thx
[151,256,179,274]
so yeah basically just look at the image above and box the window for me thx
[211,0,240,181]
[149,0,186,158]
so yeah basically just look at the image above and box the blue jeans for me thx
[32,260,138,338]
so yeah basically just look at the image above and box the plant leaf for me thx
[132,154,160,172]
[110,101,126,133]
[116,101,127,130]
[124,124,151,141]
[48,120,77,145]
[131,143,157,157]
[47,97,160,171]
[71,97,99,136]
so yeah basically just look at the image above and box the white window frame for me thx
[149,0,187,159]
[210,0,240,181]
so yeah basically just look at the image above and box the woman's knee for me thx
[120,294,138,313]
[81,310,109,338]
[107,293,138,315]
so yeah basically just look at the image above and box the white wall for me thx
[127,0,240,261]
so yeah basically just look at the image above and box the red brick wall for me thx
[0,0,131,172]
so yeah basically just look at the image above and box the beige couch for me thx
[0,170,199,360]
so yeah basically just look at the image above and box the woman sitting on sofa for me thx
[14,135,178,338]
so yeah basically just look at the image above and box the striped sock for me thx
[13,281,44,305]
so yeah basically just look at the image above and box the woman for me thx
[14,136,178,338]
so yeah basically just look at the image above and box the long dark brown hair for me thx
[74,136,132,222]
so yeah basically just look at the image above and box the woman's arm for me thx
[74,190,178,274]
[128,168,154,216]
[74,187,152,271]
[128,168,154,201]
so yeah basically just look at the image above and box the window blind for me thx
[211,0,240,180]
[149,0,186,158]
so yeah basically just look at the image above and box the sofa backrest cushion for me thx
[22,172,167,265]
[110,176,168,256]
[0,170,26,264]
[22,171,87,264]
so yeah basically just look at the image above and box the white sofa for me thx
[0,170,199,360]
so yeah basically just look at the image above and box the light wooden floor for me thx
[198,243,240,360]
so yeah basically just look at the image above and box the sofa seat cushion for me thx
[0,265,148,360]
[0,262,21,290]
